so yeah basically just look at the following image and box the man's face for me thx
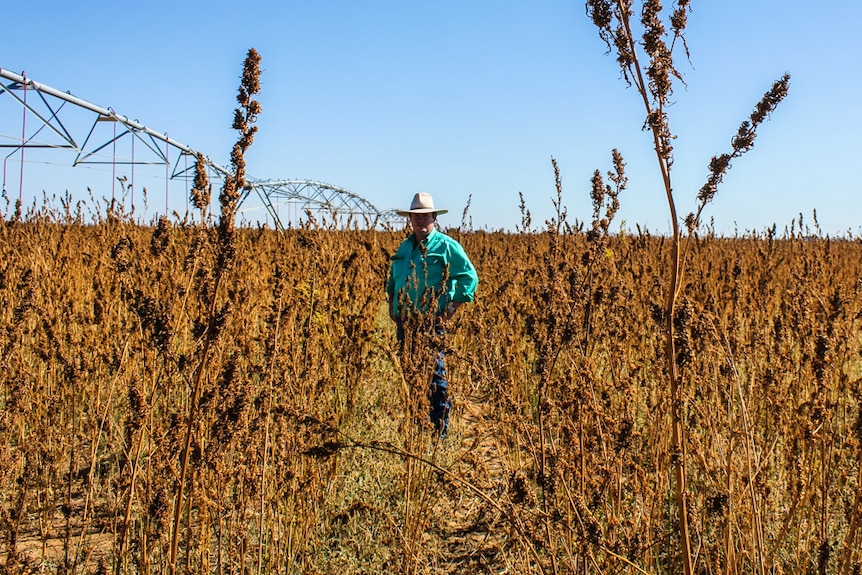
[410,212,436,241]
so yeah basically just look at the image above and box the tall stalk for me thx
[168,48,262,574]
[585,2,788,573]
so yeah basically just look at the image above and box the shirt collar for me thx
[412,227,438,247]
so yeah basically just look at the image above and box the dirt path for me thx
[428,388,514,574]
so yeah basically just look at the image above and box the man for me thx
[387,192,478,437]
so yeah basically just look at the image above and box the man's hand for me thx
[442,302,461,321]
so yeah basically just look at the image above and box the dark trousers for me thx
[396,318,450,435]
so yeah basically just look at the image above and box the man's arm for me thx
[447,243,478,304]
[443,240,478,319]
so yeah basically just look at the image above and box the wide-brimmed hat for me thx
[396,192,448,217]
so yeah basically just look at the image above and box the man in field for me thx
[387,192,478,438]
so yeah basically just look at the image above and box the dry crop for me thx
[2,197,862,575]
[3,4,862,574]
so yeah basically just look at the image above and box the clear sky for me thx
[2,1,860,236]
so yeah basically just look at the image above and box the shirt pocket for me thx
[390,256,410,278]
[422,255,447,290]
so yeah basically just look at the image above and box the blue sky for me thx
[2,1,860,235]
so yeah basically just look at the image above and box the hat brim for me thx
[396,208,448,216]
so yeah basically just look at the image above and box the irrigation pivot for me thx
[0,66,397,228]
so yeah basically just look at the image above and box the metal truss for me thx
[251,179,400,231]
[0,67,229,184]
[0,66,397,229]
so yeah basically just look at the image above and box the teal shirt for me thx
[387,229,478,318]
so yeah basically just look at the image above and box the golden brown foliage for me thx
[1,212,861,574]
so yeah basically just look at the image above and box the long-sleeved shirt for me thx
[387,228,478,318]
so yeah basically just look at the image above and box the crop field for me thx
[2,202,862,574]
[2,4,859,572]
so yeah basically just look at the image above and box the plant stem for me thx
[169,272,223,574]
[615,3,693,572]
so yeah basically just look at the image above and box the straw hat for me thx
[396,192,448,217]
